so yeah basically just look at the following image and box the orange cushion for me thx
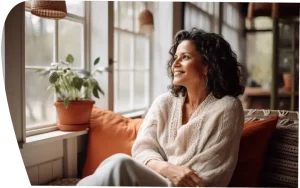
[82,107,143,178]
[229,115,279,187]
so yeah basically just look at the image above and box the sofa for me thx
[49,108,298,187]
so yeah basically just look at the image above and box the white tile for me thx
[26,166,38,185]
[52,158,63,180]
[38,162,53,185]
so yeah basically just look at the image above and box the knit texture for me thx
[131,92,244,186]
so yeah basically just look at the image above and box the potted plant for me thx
[38,54,105,131]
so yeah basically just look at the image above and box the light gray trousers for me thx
[77,153,171,186]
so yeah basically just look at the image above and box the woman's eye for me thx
[183,55,189,60]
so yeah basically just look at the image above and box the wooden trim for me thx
[245,29,272,33]
[272,3,278,19]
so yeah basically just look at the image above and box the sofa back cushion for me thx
[242,109,298,187]
[229,115,279,187]
[82,107,143,178]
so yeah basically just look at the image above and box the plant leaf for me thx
[96,84,105,96]
[66,54,74,64]
[36,69,44,73]
[49,72,59,84]
[64,98,70,108]
[94,57,100,66]
[79,70,91,78]
[72,77,84,91]
[40,70,51,77]
[96,70,103,75]
[92,87,99,99]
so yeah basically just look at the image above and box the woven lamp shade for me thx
[248,3,300,20]
[31,0,67,19]
[138,9,154,34]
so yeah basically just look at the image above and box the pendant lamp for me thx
[31,0,67,19]
[138,2,154,35]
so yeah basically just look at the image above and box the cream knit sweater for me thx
[131,92,244,187]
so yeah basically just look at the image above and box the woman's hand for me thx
[161,163,205,187]
[146,160,205,187]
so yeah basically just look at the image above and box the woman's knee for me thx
[96,153,134,172]
[108,153,134,167]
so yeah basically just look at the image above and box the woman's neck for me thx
[185,85,210,107]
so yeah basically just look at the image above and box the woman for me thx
[77,28,245,187]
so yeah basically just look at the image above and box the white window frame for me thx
[24,2,90,136]
[184,2,218,32]
[113,1,150,114]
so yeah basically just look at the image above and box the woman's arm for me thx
[187,99,244,187]
[131,97,167,165]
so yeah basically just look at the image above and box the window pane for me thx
[25,70,56,128]
[59,19,83,68]
[246,33,273,86]
[135,36,148,69]
[245,17,273,30]
[25,12,54,66]
[279,23,293,48]
[119,31,133,69]
[116,71,131,112]
[114,71,119,110]
[120,1,134,31]
[222,25,239,58]
[114,1,119,28]
[134,72,147,108]
[279,51,293,73]
[114,30,119,63]
[66,1,84,17]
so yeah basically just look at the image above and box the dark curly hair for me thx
[167,28,245,99]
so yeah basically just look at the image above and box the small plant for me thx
[37,54,105,108]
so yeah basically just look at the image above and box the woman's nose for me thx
[173,58,181,67]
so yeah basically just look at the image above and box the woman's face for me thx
[171,40,208,88]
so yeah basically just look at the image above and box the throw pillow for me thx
[82,107,143,178]
[228,115,279,187]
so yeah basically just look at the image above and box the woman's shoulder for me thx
[152,92,177,105]
[212,95,243,112]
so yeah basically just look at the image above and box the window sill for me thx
[22,129,88,149]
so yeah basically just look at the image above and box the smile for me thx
[174,71,185,76]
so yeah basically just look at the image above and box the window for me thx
[184,2,216,32]
[221,3,244,61]
[114,1,150,113]
[25,1,86,129]
[246,17,273,86]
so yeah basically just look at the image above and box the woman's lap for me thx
[77,153,171,186]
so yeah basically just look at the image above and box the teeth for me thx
[174,71,184,76]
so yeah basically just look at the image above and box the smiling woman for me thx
[77,28,246,187]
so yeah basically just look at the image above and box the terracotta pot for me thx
[54,100,95,128]
[283,72,292,91]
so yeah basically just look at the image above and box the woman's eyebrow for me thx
[175,52,191,56]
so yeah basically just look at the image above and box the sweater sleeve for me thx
[186,99,244,187]
[131,97,166,165]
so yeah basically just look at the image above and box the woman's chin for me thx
[173,80,183,86]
